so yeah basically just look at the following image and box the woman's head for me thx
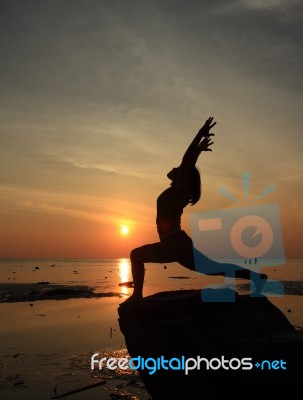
[167,166,201,205]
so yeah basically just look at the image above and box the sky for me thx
[0,0,302,259]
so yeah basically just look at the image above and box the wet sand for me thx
[0,297,150,400]
[1,350,148,400]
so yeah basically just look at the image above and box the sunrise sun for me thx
[121,225,129,235]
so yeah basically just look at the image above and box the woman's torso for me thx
[156,187,189,239]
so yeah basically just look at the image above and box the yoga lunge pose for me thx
[121,117,267,306]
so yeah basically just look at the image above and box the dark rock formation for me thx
[0,283,121,302]
[118,289,303,400]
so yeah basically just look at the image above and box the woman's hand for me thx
[198,135,214,153]
[198,117,216,137]
[181,116,216,166]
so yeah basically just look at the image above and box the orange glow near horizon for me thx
[0,193,302,259]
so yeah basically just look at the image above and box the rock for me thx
[118,289,302,400]
[0,283,121,302]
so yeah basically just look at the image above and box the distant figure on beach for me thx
[121,117,267,306]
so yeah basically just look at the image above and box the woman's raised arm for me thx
[181,117,216,167]
[174,117,215,190]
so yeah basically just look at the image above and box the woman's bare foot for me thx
[119,293,143,307]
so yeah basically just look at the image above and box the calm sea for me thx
[0,257,302,294]
[0,258,302,353]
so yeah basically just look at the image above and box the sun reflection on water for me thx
[118,258,131,295]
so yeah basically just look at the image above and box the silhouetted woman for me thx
[121,117,266,305]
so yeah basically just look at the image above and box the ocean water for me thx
[0,257,302,295]
[0,258,130,296]
[0,257,302,355]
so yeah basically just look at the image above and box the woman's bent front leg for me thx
[130,248,145,298]
[119,242,176,306]
[119,248,145,306]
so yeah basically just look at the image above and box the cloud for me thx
[0,183,153,225]
[232,0,299,11]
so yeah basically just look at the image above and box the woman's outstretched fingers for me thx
[199,136,214,152]
[200,117,216,135]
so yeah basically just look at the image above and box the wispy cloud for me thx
[233,0,299,10]
[0,184,154,225]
